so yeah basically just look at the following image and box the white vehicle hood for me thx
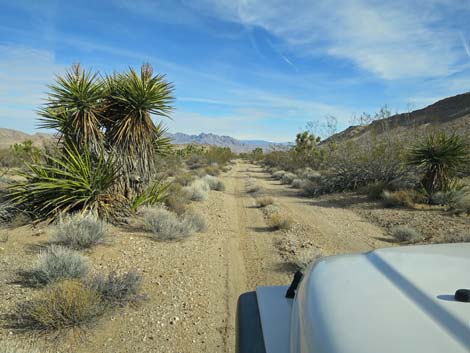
[291,243,470,353]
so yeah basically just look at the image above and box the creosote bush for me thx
[54,212,107,250]
[255,196,274,208]
[22,246,89,287]
[12,280,103,331]
[390,226,421,242]
[142,207,206,240]
[267,213,293,231]
[87,271,143,306]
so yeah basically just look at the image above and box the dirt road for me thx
[1,161,391,352]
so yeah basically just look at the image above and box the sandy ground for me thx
[0,162,414,352]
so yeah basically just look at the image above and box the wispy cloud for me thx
[191,0,469,80]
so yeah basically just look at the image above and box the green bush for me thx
[54,212,108,250]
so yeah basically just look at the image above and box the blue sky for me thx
[1,0,470,142]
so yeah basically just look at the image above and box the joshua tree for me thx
[407,132,468,195]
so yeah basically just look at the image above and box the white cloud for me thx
[0,45,64,133]
[190,0,468,80]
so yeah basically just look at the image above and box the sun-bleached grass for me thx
[0,342,41,353]
[54,212,108,250]
[21,246,89,287]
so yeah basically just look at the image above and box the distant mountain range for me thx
[0,128,288,153]
[166,132,289,152]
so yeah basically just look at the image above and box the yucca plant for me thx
[407,132,468,195]
[38,64,104,155]
[8,145,121,221]
[131,180,171,211]
[103,64,174,199]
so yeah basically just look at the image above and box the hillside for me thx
[326,92,470,144]
[0,128,52,149]
[166,132,288,152]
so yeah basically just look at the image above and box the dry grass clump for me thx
[174,172,196,187]
[202,175,225,191]
[204,165,221,176]
[221,166,232,173]
[267,213,293,231]
[281,172,297,185]
[272,170,286,180]
[21,246,89,287]
[0,343,41,353]
[11,280,103,331]
[390,226,421,242]
[54,212,107,250]
[87,271,143,306]
[366,182,387,200]
[255,196,274,208]
[142,207,206,240]
[183,179,209,201]
[381,190,424,208]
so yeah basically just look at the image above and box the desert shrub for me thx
[267,213,293,230]
[255,196,274,208]
[0,201,16,225]
[246,179,261,194]
[22,246,89,287]
[11,280,103,331]
[87,271,143,306]
[381,190,424,208]
[291,179,305,189]
[164,185,189,215]
[182,211,207,233]
[204,165,221,176]
[281,172,297,185]
[221,166,232,173]
[202,175,225,191]
[174,172,196,187]
[0,342,40,353]
[366,182,387,200]
[300,180,320,197]
[272,171,286,180]
[142,207,205,240]
[183,179,209,201]
[451,192,470,215]
[436,232,470,243]
[54,212,107,249]
[390,226,421,242]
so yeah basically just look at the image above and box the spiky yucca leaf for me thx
[38,64,104,153]
[407,132,468,194]
[154,122,173,157]
[131,181,170,211]
[8,145,121,221]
